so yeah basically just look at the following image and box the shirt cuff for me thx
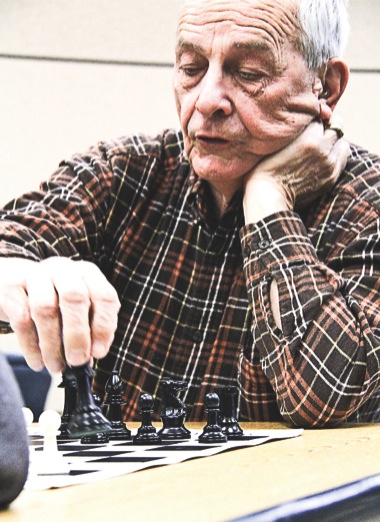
[240,211,318,285]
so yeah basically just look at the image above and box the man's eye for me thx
[180,66,204,77]
[237,70,262,82]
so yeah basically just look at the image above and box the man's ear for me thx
[321,58,350,111]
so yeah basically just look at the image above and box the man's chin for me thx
[190,154,258,183]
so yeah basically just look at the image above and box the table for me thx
[3,422,380,521]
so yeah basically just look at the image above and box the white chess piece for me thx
[35,410,70,475]
[22,407,36,464]
[22,407,34,429]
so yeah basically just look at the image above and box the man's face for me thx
[173,0,322,188]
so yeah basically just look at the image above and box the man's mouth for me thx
[195,134,229,146]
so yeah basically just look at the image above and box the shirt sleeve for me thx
[240,209,380,427]
[0,143,114,263]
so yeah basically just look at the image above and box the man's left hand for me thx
[243,118,351,224]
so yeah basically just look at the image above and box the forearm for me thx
[0,148,117,371]
[240,211,380,427]
[0,219,78,262]
[0,147,113,262]
[242,176,289,329]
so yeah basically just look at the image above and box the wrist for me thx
[243,177,291,224]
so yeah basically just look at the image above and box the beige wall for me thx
[1,0,380,207]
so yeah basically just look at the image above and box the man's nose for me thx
[195,67,233,117]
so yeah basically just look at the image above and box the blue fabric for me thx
[6,354,51,422]
[0,353,29,507]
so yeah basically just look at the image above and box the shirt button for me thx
[258,239,271,250]
[192,330,203,342]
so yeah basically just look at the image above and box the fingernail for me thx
[92,341,108,359]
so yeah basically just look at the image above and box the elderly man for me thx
[0,0,379,427]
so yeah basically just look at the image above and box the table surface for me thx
[4,422,380,521]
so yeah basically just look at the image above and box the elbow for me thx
[278,397,357,429]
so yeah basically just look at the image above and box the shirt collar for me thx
[185,163,243,231]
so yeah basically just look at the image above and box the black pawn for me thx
[58,367,77,439]
[67,363,112,438]
[103,370,131,440]
[198,393,227,444]
[215,385,244,440]
[133,394,162,445]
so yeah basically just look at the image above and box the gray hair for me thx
[297,0,350,69]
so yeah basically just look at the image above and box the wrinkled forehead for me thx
[177,0,300,53]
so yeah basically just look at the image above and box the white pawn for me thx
[22,407,35,463]
[36,410,70,475]
[22,407,34,430]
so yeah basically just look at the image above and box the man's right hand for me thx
[0,257,120,373]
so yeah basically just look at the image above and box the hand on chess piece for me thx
[0,257,120,374]
[0,353,29,507]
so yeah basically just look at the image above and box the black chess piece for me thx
[58,367,77,439]
[214,385,244,440]
[198,393,227,443]
[103,370,131,440]
[157,378,191,440]
[133,394,162,445]
[81,432,110,444]
[66,363,112,438]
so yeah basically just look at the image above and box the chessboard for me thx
[23,365,303,490]
[26,425,303,490]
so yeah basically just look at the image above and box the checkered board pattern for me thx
[26,428,303,490]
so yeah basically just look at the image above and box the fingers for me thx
[44,258,120,369]
[47,262,92,368]
[0,257,120,373]
[329,137,351,181]
[83,265,120,361]
[324,113,345,140]
[321,114,350,182]
[0,269,44,372]
[26,267,64,372]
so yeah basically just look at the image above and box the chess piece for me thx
[103,370,131,440]
[67,363,112,438]
[198,393,227,443]
[34,410,70,475]
[214,385,244,440]
[133,394,162,445]
[157,378,191,440]
[22,408,34,457]
[80,396,109,444]
[22,407,34,430]
[81,432,110,444]
[58,367,77,439]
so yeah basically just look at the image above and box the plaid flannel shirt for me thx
[1,129,380,427]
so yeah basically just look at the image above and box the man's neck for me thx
[208,179,243,221]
